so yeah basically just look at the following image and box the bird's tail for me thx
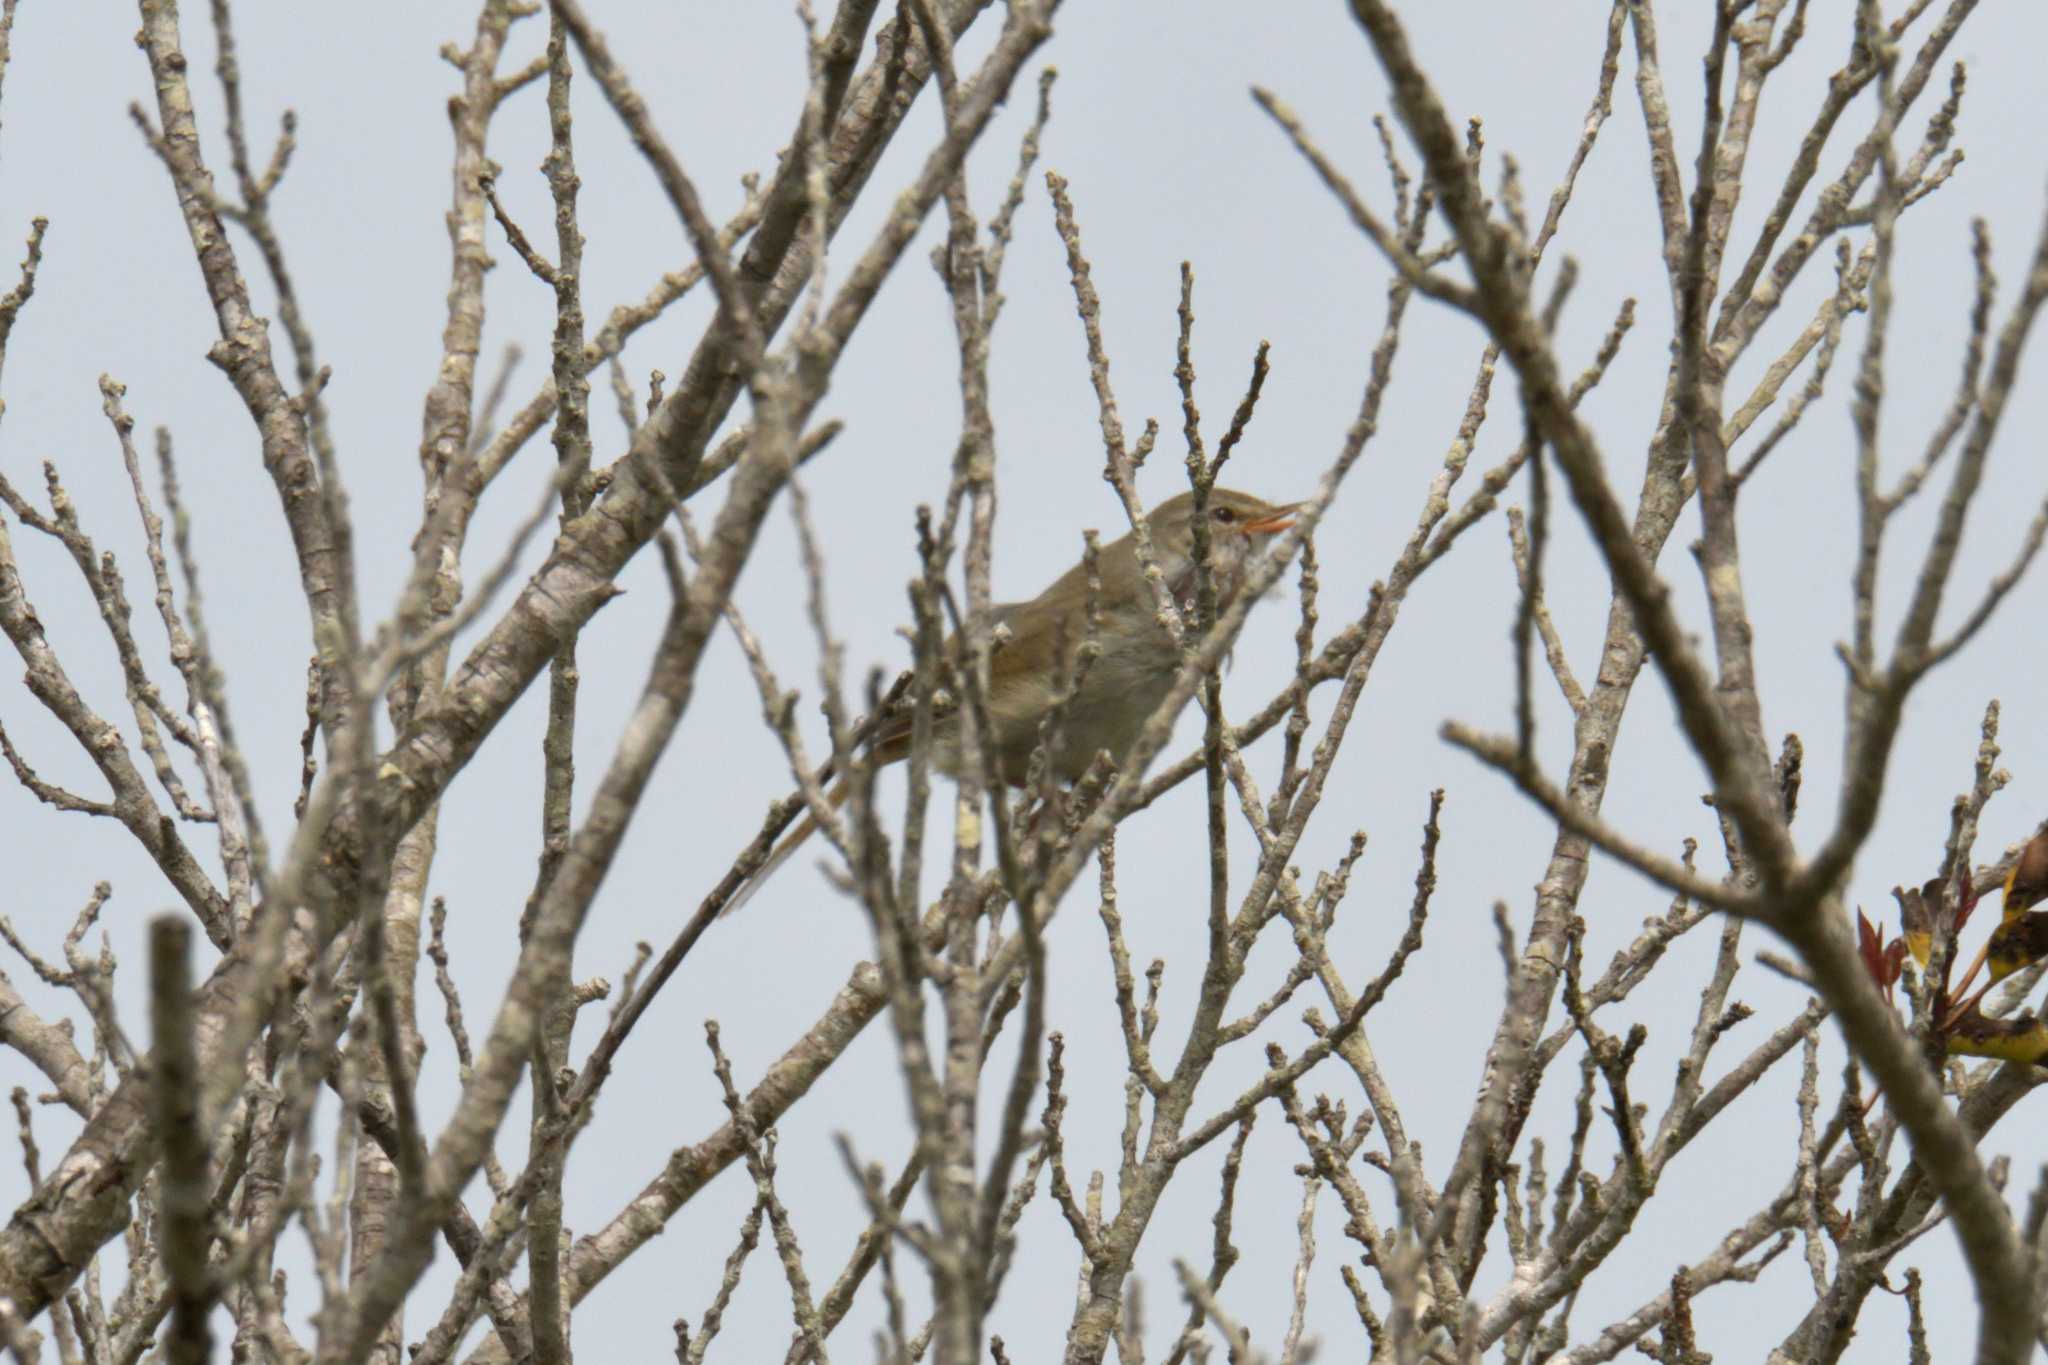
[719,777,850,917]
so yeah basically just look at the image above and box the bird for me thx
[722,487,1300,914]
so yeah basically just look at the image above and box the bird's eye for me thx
[1212,506,1236,523]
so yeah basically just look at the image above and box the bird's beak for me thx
[1242,502,1301,535]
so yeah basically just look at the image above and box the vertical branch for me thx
[0,0,19,174]
[901,10,998,1350]
[527,14,593,1365]
[1845,4,1902,679]
[134,0,363,742]
[338,8,537,1358]
[1174,265,1233,977]
[150,917,211,1365]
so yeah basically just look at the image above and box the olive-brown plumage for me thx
[725,489,1298,913]
[869,488,1297,783]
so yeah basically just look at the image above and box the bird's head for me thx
[1147,488,1300,603]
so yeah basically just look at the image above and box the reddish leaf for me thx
[1857,908,1885,984]
[1858,907,1907,1002]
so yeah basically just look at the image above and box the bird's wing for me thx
[866,602,1031,757]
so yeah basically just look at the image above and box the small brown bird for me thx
[724,488,1300,913]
